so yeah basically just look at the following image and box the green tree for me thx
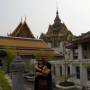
[61,42,74,81]
[33,50,54,60]
[24,60,34,73]
[6,47,16,73]
[59,42,75,87]
[0,69,12,90]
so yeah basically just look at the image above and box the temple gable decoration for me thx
[9,19,35,38]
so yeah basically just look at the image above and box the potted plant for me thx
[56,72,75,89]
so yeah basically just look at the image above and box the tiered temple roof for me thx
[0,18,62,57]
[40,10,73,48]
[9,20,35,38]
[0,36,55,56]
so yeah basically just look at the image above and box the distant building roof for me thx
[0,36,49,49]
[9,20,35,38]
[40,10,73,51]
[0,36,59,57]
[66,31,90,48]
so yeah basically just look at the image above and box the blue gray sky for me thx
[0,0,90,37]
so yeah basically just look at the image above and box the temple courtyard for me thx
[24,79,81,90]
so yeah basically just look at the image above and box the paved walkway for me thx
[24,79,81,90]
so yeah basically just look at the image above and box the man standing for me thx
[34,57,52,90]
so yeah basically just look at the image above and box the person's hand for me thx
[35,64,42,71]
[43,66,47,70]
[42,66,50,75]
[35,72,42,77]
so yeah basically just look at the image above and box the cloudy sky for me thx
[0,0,90,37]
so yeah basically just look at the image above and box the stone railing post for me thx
[11,55,25,90]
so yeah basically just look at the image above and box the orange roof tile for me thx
[0,36,61,57]
[0,36,50,49]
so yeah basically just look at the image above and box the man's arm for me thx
[42,66,51,75]
[35,63,42,71]
[35,72,42,77]
[35,63,43,77]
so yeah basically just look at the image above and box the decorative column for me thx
[11,56,25,90]
[60,42,63,53]
[78,44,87,87]
[62,64,65,76]
[55,64,59,80]
[70,64,76,81]
[78,44,83,60]
[53,63,60,82]
[70,49,75,81]
[70,49,73,60]
[55,64,60,79]
[47,42,51,48]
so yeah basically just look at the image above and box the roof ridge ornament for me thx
[56,9,59,16]
[21,17,22,23]
[56,0,59,15]
[25,16,26,22]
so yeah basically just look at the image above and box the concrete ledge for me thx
[56,84,76,89]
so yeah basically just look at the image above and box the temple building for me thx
[5,19,57,58]
[66,31,90,88]
[0,36,54,57]
[0,19,57,73]
[40,10,73,55]
[9,20,35,38]
[39,10,74,83]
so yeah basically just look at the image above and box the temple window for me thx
[60,65,62,76]
[76,66,80,79]
[73,49,78,59]
[53,64,56,75]
[67,66,70,76]
[87,67,90,80]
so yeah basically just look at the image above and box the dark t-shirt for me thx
[45,62,52,80]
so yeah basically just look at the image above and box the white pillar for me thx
[78,44,83,60]
[78,44,87,87]
[55,64,60,80]
[60,42,63,53]
[57,64,60,77]
[62,64,65,76]
[47,42,51,48]
[70,49,73,60]
[70,64,76,81]
[80,64,87,87]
